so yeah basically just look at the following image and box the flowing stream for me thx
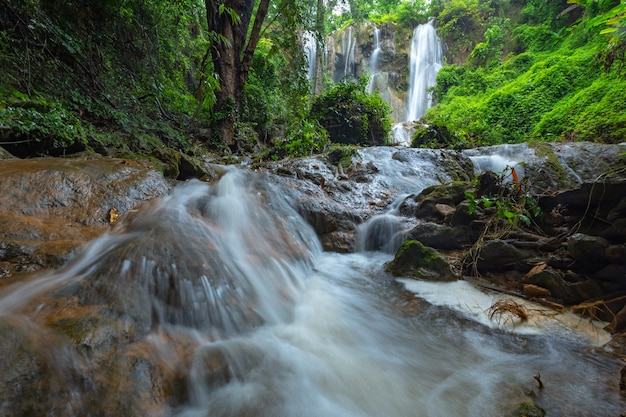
[0,166,624,417]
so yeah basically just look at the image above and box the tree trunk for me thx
[205,0,270,149]
[312,0,325,95]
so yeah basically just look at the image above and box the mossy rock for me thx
[509,402,545,417]
[152,147,181,179]
[417,181,471,206]
[386,240,456,281]
[327,145,358,169]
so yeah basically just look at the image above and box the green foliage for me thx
[430,0,495,58]
[411,123,460,149]
[465,168,542,228]
[469,20,508,66]
[0,0,213,156]
[369,1,430,28]
[271,120,329,158]
[310,76,392,146]
[0,93,86,150]
[534,73,626,142]
[327,144,359,168]
[426,11,626,147]
[587,1,626,74]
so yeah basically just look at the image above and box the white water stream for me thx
[393,19,444,146]
[406,20,443,123]
[0,166,624,416]
[367,26,382,94]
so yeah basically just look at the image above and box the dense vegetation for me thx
[420,0,626,148]
[0,0,624,162]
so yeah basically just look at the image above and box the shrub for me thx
[310,76,391,146]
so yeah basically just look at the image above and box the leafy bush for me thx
[310,76,391,146]
[0,93,86,151]
[271,120,329,158]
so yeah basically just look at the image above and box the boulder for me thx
[0,157,171,276]
[398,181,469,222]
[386,240,456,281]
[406,222,473,250]
[474,240,534,273]
[567,233,610,263]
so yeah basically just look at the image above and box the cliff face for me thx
[324,20,447,124]
[325,22,411,122]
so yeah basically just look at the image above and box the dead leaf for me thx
[108,208,119,224]
[523,262,547,282]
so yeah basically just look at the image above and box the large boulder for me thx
[0,157,172,277]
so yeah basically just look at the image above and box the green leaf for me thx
[600,28,618,35]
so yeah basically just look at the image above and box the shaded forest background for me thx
[0,0,624,163]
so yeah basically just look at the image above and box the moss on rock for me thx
[386,240,456,281]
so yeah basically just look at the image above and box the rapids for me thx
[0,167,624,417]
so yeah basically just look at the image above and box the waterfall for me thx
[406,19,443,122]
[391,19,443,146]
[303,31,317,82]
[341,26,356,79]
[367,26,382,93]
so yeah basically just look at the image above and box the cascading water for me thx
[341,26,356,79]
[303,31,317,82]
[0,162,624,417]
[393,19,443,146]
[367,26,382,93]
[406,19,443,122]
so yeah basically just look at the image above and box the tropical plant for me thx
[464,167,542,228]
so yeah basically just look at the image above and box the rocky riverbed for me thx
[1,141,626,410]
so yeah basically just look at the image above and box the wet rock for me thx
[270,174,362,252]
[448,201,482,226]
[522,269,572,303]
[475,240,534,273]
[0,315,87,417]
[606,244,626,263]
[386,240,456,281]
[608,197,626,222]
[406,222,473,250]
[0,146,17,159]
[476,171,501,197]
[593,265,626,285]
[602,218,626,242]
[399,182,468,221]
[101,334,201,417]
[567,233,610,262]
[510,401,545,417]
[0,157,171,277]
[609,305,626,334]
[523,284,551,298]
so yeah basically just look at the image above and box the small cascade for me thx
[303,31,317,82]
[367,26,382,93]
[462,143,535,183]
[341,26,357,79]
[0,170,322,337]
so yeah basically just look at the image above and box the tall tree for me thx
[205,0,270,148]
